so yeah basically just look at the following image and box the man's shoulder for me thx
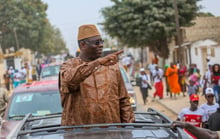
[196,107,206,114]
[214,103,220,108]
[200,103,206,107]
[180,107,190,113]
[61,57,80,66]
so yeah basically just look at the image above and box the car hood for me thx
[1,120,21,138]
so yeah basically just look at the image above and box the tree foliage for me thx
[40,23,67,55]
[101,0,200,58]
[0,0,67,55]
[197,12,214,17]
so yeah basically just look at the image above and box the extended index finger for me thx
[113,50,124,55]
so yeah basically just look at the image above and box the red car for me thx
[0,80,62,139]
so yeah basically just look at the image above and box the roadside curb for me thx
[148,87,178,116]
[150,96,178,116]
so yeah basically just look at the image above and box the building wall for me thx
[168,17,220,75]
[183,17,220,43]
[190,39,220,75]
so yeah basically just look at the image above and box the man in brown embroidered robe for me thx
[59,24,134,126]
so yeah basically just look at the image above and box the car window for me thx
[7,91,62,119]
[120,67,129,83]
[41,65,60,78]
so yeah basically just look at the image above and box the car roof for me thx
[11,108,190,139]
[13,80,59,93]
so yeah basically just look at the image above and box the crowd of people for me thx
[2,58,57,92]
[2,63,37,92]
[137,58,220,102]
[136,58,220,138]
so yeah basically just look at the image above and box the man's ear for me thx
[79,41,86,49]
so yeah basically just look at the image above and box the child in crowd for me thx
[187,80,198,96]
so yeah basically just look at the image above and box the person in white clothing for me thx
[147,63,157,84]
[200,88,219,122]
[20,66,27,84]
[13,69,22,88]
[139,68,151,105]
[152,65,164,99]
[177,94,206,138]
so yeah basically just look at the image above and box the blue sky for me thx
[42,0,220,55]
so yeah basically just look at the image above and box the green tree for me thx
[0,0,67,55]
[101,0,200,58]
[40,23,67,55]
[197,12,214,17]
[0,0,48,52]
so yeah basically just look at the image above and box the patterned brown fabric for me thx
[59,57,134,126]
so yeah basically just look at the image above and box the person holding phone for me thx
[59,24,134,126]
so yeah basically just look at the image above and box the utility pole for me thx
[13,27,20,51]
[0,31,3,58]
[172,0,183,64]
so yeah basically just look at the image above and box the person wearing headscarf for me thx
[165,63,181,98]
[59,24,134,126]
[164,64,171,96]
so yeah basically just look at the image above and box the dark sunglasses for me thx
[85,39,104,46]
[207,95,214,98]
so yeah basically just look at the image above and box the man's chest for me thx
[183,114,202,127]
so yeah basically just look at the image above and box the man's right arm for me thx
[60,50,123,92]
[59,58,101,91]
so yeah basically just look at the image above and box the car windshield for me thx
[7,91,62,120]
[120,67,129,83]
[41,65,60,78]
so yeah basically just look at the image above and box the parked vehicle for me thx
[40,63,61,80]
[120,66,137,111]
[7,108,190,139]
[0,80,62,139]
